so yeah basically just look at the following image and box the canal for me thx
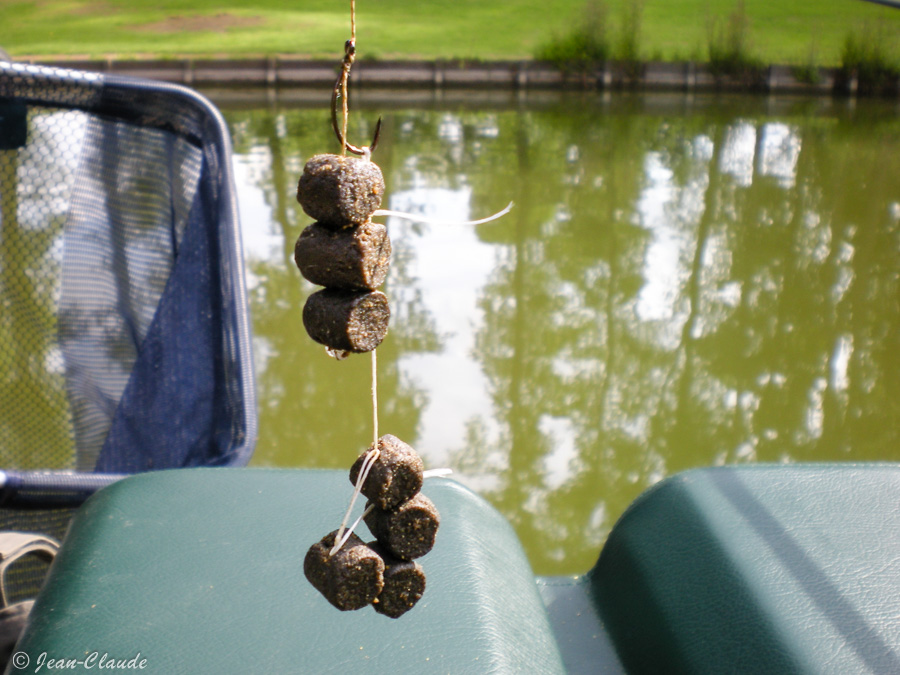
[218,90,900,576]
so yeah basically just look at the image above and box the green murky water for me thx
[222,92,900,576]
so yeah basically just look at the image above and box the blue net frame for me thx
[0,61,257,558]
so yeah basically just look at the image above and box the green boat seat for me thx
[13,469,566,674]
[588,464,900,674]
[14,464,900,674]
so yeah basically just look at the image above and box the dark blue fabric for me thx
[96,154,228,472]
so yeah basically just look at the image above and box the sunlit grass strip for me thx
[2,0,899,67]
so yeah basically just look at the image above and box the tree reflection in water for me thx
[225,94,900,575]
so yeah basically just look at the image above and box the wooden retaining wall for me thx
[22,58,899,97]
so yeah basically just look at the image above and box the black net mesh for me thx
[0,62,256,602]
[1,105,84,472]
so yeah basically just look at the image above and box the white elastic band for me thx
[371,350,378,445]
[373,201,513,227]
[330,446,381,556]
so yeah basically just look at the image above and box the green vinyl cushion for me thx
[591,464,900,675]
[14,469,565,674]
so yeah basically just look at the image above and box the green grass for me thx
[535,0,612,72]
[841,21,900,91]
[0,0,898,67]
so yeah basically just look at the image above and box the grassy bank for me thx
[1,0,898,68]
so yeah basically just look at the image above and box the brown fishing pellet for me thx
[296,154,385,228]
[368,542,427,619]
[303,530,385,611]
[365,492,440,561]
[349,435,424,510]
[302,288,390,353]
[294,220,391,291]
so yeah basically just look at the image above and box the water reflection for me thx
[222,93,900,575]
[388,187,499,474]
